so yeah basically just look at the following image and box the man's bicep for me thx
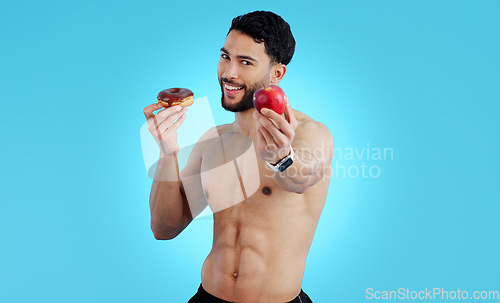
[179,130,214,219]
[293,121,334,164]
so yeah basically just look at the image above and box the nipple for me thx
[262,186,272,196]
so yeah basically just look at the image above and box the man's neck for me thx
[232,108,258,137]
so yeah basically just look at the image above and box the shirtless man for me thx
[143,11,334,303]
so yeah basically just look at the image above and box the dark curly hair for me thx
[228,11,296,66]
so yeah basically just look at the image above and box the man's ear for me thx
[270,64,287,85]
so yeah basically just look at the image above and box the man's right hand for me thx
[143,103,188,156]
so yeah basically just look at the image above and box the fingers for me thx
[146,105,188,138]
[143,102,163,120]
[262,119,288,146]
[254,109,293,144]
[260,108,292,136]
[255,124,267,149]
[168,112,187,132]
[154,105,184,120]
[254,112,290,149]
[255,116,292,164]
[256,122,276,148]
[150,106,180,129]
[157,107,188,133]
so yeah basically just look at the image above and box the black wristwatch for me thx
[266,148,294,172]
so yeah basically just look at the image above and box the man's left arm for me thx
[253,98,334,194]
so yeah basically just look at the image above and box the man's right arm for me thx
[149,152,192,240]
[143,102,208,240]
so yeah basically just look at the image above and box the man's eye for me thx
[242,60,251,66]
[221,54,229,60]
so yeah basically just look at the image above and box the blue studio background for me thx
[1,1,499,302]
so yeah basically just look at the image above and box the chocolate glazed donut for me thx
[157,88,194,108]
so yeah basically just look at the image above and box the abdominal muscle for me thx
[200,193,318,303]
[197,120,328,302]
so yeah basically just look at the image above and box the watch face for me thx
[278,158,293,172]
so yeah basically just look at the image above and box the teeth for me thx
[224,83,242,91]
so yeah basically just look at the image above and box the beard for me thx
[220,74,270,113]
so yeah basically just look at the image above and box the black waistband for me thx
[190,284,231,303]
[188,284,309,303]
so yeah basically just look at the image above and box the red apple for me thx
[253,85,286,115]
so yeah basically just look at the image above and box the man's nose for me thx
[223,62,238,79]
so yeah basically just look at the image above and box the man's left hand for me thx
[253,96,298,164]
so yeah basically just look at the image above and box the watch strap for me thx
[266,148,294,172]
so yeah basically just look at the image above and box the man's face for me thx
[218,30,273,112]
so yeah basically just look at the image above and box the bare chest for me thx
[199,134,290,214]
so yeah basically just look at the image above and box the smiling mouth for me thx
[223,81,244,96]
[224,82,243,90]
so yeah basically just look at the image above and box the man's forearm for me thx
[272,148,323,194]
[149,152,188,239]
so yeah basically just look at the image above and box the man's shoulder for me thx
[292,109,334,154]
[293,108,314,124]
[293,109,331,137]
